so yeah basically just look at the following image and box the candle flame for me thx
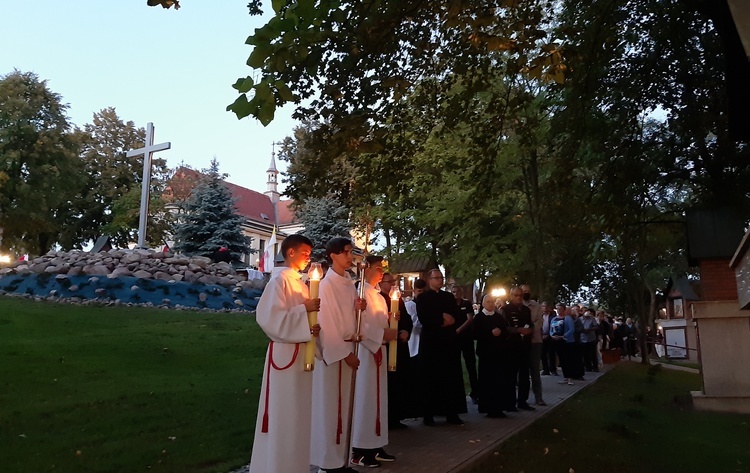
[389,286,401,300]
[308,262,323,281]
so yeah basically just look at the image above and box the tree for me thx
[0,70,83,256]
[231,0,563,127]
[172,159,252,261]
[61,107,172,249]
[295,194,352,259]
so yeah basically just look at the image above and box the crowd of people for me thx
[247,235,638,473]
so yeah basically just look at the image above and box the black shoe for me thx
[423,416,435,426]
[388,421,408,430]
[351,454,380,468]
[375,448,396,462]
[469,393,479,404]
[446,415,464,425]
[541,371,551,375]
[518,403,536,411]
[551,371,559,376]
[487,412,507,418]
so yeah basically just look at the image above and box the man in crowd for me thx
[521,284,546,406]
[504,286,535,411]
[541,302,558,376]
[416,269,467,426]
[581,308,600,372]
[451,285,479,404]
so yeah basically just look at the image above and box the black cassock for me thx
[473,309,513,415]
[416,289,467,417]
[380,293,416,421]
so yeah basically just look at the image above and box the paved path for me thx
[232,369,611,473]
[308,367,610,473]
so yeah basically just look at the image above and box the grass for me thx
[467,363,750,473]
[0,297,267,473]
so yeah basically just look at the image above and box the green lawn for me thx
[0,297,267,473]
[468,363,750,473]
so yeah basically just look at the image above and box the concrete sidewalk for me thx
[310,368,609,473]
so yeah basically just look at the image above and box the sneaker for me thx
[535,400,547,406]
[518,403,536,411]
[351,454,380,468]
[375,449,396,462]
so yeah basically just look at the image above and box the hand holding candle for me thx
[388,285,401,372]
[304,262,323,371]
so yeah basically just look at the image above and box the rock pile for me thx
[0,248,267,289]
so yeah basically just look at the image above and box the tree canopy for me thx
[0,70,83,256]
[253,0,749,320]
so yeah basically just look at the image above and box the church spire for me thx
[265,142,281,206]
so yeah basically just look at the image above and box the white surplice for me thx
[405,299,422,357]
[249,267,313,473]
[352,282,389,449]
[310,269,358,470]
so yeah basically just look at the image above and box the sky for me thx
[1,0,296,193]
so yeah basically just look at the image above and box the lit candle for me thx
[304,262,323,371]
[388,285,400,372]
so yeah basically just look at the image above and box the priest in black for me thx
[474,294,512,418]
[416,269,467,425]
[504,286,535,411]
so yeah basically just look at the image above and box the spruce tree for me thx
[172,159,252,261]
[296,194,352,259]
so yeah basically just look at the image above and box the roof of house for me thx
[223,180,277,225]
[168,167,288,227]
[277,199,298,226]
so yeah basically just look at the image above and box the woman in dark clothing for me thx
[473,294,512,418]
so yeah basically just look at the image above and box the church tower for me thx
[265,147,281,228]
[264,150,281,205]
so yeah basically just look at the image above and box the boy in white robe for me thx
[249,234,320,473]
[310,238,365,473]
[351,255,398,468]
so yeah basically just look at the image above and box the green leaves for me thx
[231,77,254,93]
[228,78,296,126]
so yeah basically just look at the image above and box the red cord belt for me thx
[261,341,300,433]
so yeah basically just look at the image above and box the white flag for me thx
[263,227,277,272]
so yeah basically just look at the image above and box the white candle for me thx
[304,263,322,371]
[388,286,400,372]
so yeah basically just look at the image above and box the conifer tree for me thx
[172,159,252,261]
[296,194,352,259]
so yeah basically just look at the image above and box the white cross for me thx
[126,122,171,248]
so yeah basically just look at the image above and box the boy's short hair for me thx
[280,234,313,258]
[325,237,352,257]
[414,278,427,290]
[365,254,384,266]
